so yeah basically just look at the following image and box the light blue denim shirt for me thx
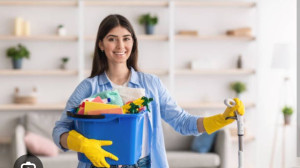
[52,67,201,168]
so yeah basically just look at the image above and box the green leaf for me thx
[6,43,30,60]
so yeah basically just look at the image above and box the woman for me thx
[52,14,245,168]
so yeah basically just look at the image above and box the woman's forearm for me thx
[197,117,206,133]
[60,132,69,149]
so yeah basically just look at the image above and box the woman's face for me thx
[99,26,133,65]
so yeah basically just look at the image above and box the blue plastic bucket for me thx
[67,111,145,165]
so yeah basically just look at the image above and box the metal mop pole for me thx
[224,99,244,168]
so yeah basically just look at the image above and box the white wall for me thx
[256,0,297,168]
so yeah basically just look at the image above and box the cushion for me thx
[162,121,194,150]
[25,112,61,140]
[24,131,59,156]
[191,132,218,153]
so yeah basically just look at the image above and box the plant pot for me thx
[12,58,23,69]
[284,114,291,125]
[60,63,67,70]
[145,24,154,35]
[58,27,66,36]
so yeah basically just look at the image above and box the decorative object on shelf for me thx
[14,17,23,36]
[14,17,31,36]
[237,54,243,69]
[14,87,37,104]
[282,106,293,125]
[60,57,69,70]
[6,44,30,69]
[178,30,198,36]
[230,81,246,98]
[138,13,158,35]
[23,21,31,36]
[226,27,252,37]
[57,24,66,36]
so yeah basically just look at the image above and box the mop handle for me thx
[224,99,244,168]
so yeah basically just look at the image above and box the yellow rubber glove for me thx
[203,98,245,134]
[67,130,118,168]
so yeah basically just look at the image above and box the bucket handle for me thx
[67,111,105,119]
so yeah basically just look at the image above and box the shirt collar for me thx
[98,67,140,86]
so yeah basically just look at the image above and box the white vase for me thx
[58,27,66,36]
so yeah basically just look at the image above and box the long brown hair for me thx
[89,14,139,78]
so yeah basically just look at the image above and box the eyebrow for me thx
[106,34,132,38]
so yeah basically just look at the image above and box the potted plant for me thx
[57,24,66,36]
[60,57,69,70]
[6,44,30,69]
[282,106,293,125]
[230,81,246,98]
[138,13,158,35]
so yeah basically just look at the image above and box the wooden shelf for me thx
[0,0,255,8]
[175,35,255,41]
[85,35,168,41]
[0,69,78,76]
[175,69,255,75]
[85,1,169,7]
[0,103,65,111]
[179,102,255,109]
[175,1,256,8]
[0,35,78,41]
[0,137,11,144]
[85,69,168,76]
[0,1,77,6]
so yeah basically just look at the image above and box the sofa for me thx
[12,112,231,168]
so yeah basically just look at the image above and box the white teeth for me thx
[114,52,125,54]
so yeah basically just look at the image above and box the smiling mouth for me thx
[113,51,126,55]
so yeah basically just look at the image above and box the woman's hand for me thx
[67,130,118,168]
[202,98,245,134]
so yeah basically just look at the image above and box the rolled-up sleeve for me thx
[52,79,93,151]
[157,77,201,136]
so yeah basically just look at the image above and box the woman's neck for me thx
[106,64,130,85]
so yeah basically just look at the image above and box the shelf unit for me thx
[0,1,77,6]
[175,35,255,41]
[0,137,11,145]
[84,1,169,7]
[174,1,256,7]
[0,0,257,110]
[0,103,65,111]
[0,35,78,41]
[0,69,78,76]
[175,69,255,75]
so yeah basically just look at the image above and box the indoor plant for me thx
[6,44,30,69]
[230,81,246,98]
[60,57,69,70]
[57,24,66,36]
[282,106,293,125]
[138,13,158,35]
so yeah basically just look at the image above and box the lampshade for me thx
[271,43,291,70]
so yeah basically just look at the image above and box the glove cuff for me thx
[67,130,87,152]
[203,114,234,134]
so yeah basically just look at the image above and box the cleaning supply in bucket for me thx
[122,96,153,114]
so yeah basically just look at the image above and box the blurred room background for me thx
[0,0,296,168]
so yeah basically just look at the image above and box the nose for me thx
[116,39,124,49]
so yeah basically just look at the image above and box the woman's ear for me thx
[98,41,104,51]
